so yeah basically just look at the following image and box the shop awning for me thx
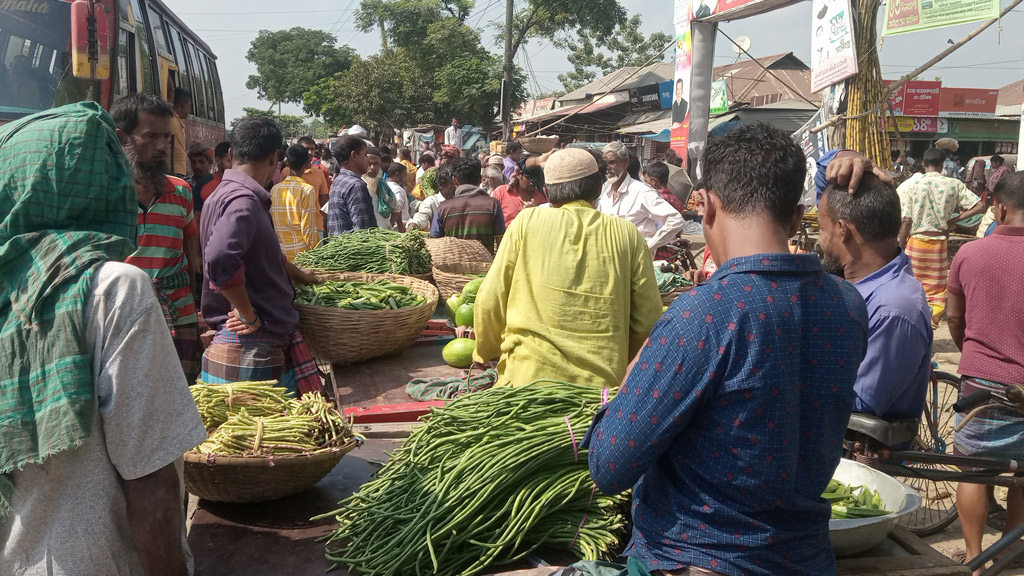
[524,99,626,123]
[620,116,671,135]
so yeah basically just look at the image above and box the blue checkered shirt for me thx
[585,253,868,576]
[326,168,377,235]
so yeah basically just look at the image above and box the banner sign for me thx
[883,0,999,36]
[793,109,828,207]
[938,87,998,118]
[893,80,942,116]
[659,80,674,109]
[670,0,692,166]
[710,80,729,114]
[1019,93,1024,171]
[888,116,949,133]
[629,84,664,111]
[810,0,858,93]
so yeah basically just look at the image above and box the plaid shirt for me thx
[326,168,377,235]
[270,175,318,261]
[585,253,868,576]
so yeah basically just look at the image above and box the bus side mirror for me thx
[71,0,110,80]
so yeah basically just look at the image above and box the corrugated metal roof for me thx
[997,79,1023,108]
[713,53,817,106]
[558,62,675,104]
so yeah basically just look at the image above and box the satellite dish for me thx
[731,36,752,54]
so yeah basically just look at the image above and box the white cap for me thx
[349,124,367,138]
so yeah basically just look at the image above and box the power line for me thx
[178,8,354,15]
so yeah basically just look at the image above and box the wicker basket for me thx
[433,262,492,302]
[519,136,558,155]
[183,442,359,503]
[295,272,438,365]
[425,237,494,267]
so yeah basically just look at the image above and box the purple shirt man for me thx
[503,156,518,181]
[852,250,933,419]
[326,167,377,235]
[200,169,299,338]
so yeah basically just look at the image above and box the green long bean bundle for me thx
[294,229,432,274]
[316,381,629,575]
[295,279,425,310]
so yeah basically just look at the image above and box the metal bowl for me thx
[828,458,922,557]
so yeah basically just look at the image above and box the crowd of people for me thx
[2,92,1023,576]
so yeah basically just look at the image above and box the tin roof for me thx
[713,53,817,106]
[997,79,1023,108]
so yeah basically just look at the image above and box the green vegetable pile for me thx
[823,478,890,519]
[654,269,693,294]
[296,279,426,311]
[294,229,432,275]
[316,381,629,575]
[191,381,358,456]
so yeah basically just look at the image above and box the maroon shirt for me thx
[654,188,686,260]
[948,226,1024,383]
[200,169,299,338]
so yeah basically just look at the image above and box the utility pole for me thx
[501,0,514,142]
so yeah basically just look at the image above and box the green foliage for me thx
[335,51,438,135]
[229,108,309,140]
[245,27,355,106]
[508,0,627,58]
[303,73,352,129]
[555,14,672,92]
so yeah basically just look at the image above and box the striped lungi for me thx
[954,376,1024,461]
[906,236,948,327]
[199,329,323,397]
[172,321,200,385]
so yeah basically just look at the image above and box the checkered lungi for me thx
[199,329,323,396]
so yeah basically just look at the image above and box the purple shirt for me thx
[200,169,298,338]
[326,168,377,235]
[851,250,933,419]
[584,253,868,576]
[503,156,517,180]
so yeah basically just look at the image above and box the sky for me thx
[162,0,1024,124]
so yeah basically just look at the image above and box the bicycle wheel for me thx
[896,371,962,536]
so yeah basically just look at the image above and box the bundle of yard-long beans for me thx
[295,279,426,310]
[293,229,432,274]
[843,0,890,167]
[316,381,629,576]
[191,381,358,456]
[191,380,294,430]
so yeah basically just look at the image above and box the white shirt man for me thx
[598,160,686,257]
[444,119,463,151]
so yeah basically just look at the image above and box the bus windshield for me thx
[0,0,97,120]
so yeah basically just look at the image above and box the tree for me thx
[506,0,627,69]
[335,51,438,136]
[230,107,307,140]
[245,28,355,108]
[555,14,672,92]
[302,73,352,129]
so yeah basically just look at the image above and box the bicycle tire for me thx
[896,371,962,537]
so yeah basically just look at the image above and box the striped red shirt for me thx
[125,176,198,325]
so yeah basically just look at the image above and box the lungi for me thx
[172,321,200,385]
[954,376,1024,462]
[906,236,948,327]
[199,329,324,396]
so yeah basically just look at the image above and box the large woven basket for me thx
[425,237,494,267]
[433,262,492,302]
[295,272,438,365]
[661,288,687,307]
[183,442,358,503]
[519,136,558,155]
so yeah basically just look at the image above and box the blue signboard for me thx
[659,81,673,110]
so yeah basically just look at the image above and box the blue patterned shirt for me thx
[585,253,868,576]
[326,168,377,235]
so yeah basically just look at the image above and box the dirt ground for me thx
[923,322,1024,575]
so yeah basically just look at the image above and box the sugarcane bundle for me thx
[843,0,891,167]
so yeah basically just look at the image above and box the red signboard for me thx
[887,80,941,116]
[938,87,998,118]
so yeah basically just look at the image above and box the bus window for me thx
[198,52,217,120]
[0,1,97,116]
[167,25,189,94]
[209,58,224,123]
[184,40,207,118]
[146,7,171,58]
[126,0,155,93]
[116,28,138,96]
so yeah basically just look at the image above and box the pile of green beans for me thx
[294,229,432,274]
[191,381,357,455]
[191,380,294,430]
[315,381,629,576]
[295,279,426,311]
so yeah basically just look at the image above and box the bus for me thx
[0,0,225,146]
